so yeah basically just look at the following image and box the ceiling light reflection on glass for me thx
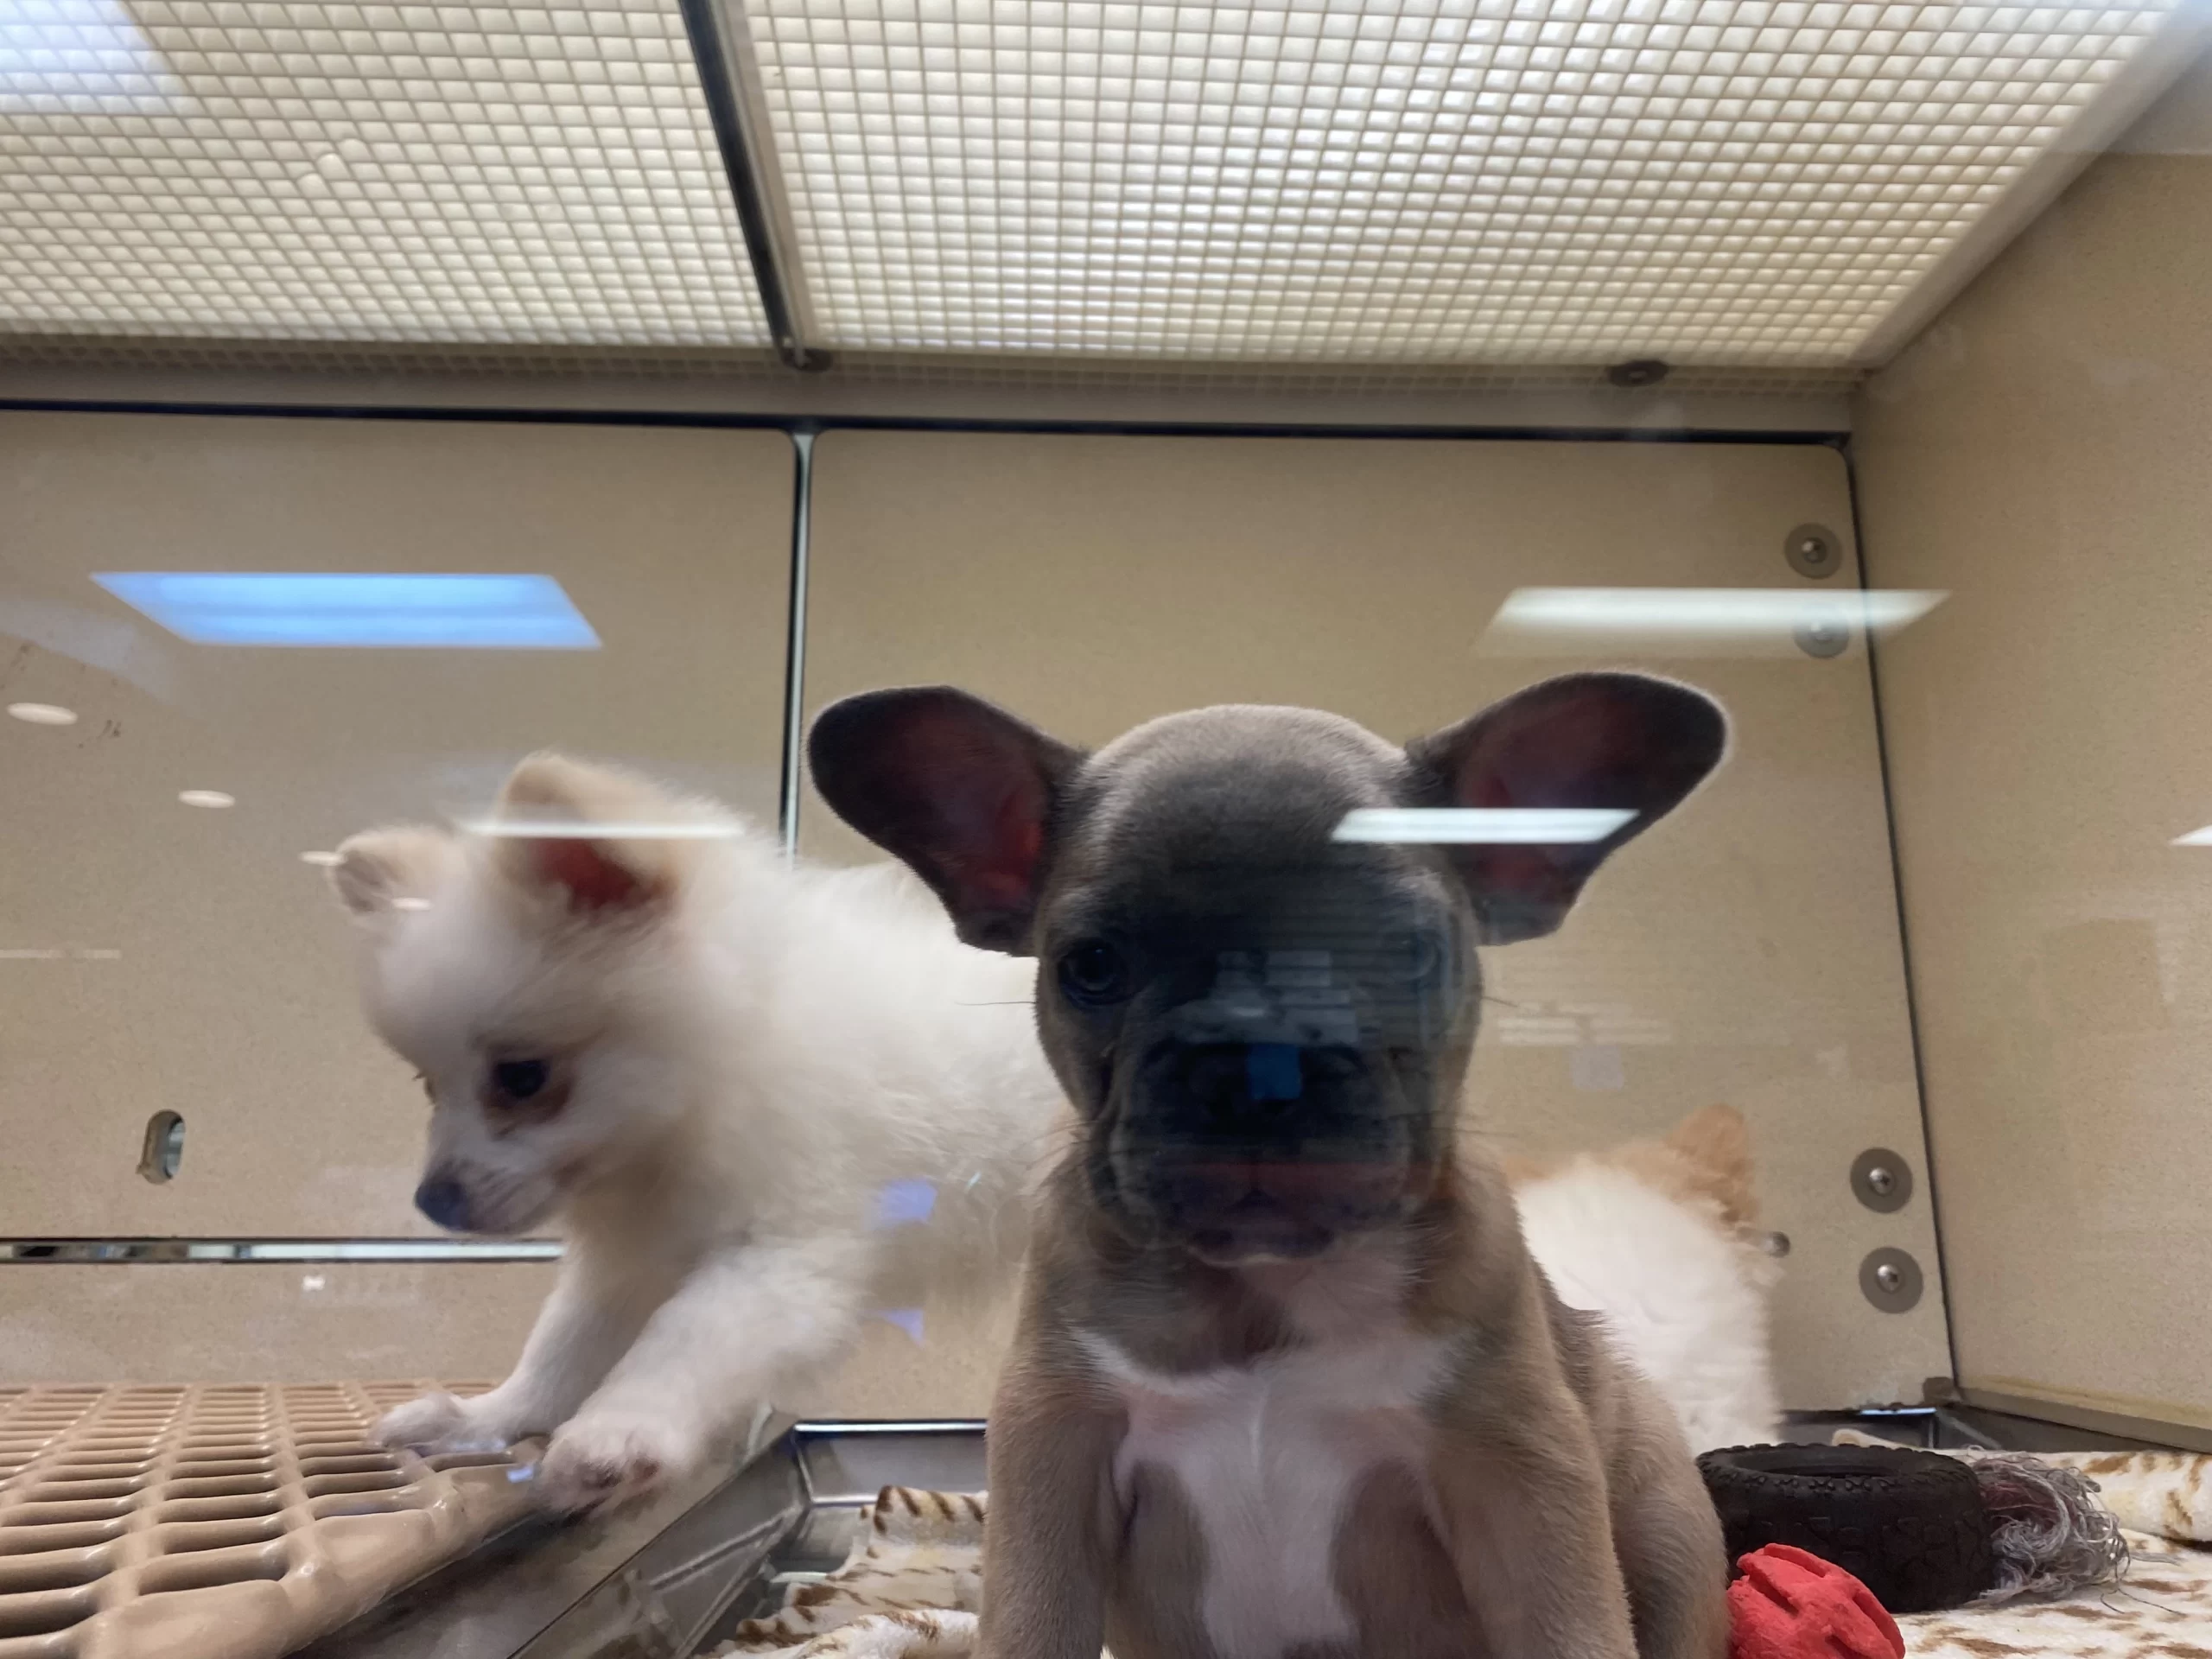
[1334,808,1636,844]
[460,819,743,841]
[1479,588,1945,658]
[93,574,601,650]
[0,0,181,114]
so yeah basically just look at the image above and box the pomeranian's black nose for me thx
[414,1176,472,1232]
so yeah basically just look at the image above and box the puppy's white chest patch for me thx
[1078,1326,1452,1659]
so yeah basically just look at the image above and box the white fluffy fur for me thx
[334,754,1777,1510]
[334,758,1068,1510]
[1515,1159,1783,1451]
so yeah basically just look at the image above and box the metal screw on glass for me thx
[1859,1247,1924,1313]
[1605,358,1671,388]
[1794,616,1850,658]
[1850,1147,1914,1212]
[1785,522,1842,578]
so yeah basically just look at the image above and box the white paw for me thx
[371,1390,521,1456]
[531,1411,698,1514]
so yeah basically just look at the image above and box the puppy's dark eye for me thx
[491,1058,550,1101]
[1400,932,1447,985]
[1058,940,1131,1006]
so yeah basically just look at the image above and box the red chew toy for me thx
[1728,1543,1904,1659]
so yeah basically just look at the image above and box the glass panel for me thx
[798,429,1945,1414]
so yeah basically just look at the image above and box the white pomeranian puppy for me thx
[329,753,1065,1511]
[333,753,1780,1511]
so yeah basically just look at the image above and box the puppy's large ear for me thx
[1406,672,1726,944]
[488,753,702,915]
[808,687,1082,953]
[329,827,457,930]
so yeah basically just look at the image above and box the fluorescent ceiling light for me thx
[1,0,181,114]
[1,3,765,347]
[1480,587,1944,657]
[748,0,2193,365]
[177,789,233,809]
[2171,826,2212,846]
[93,573,601,650]
[7,702,77,726]
[2,2,2200,373]
[1334,807,1634,844]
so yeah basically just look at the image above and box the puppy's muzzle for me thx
[1122,1037,1416,1264]
[414,1174,474,1233]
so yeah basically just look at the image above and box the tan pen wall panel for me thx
[798,431,1949,1410]
[0,414,794,1237]
[0,1266,550,1388]
[1853,60,2212,1430]
[0,1262,1006,1421]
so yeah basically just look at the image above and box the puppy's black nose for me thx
[413,1176,473,1232]
[1168,1041,1368,1134]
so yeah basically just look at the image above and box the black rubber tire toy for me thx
[1697,1443,1995,1615]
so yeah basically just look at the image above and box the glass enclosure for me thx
[3,2,2211,1655]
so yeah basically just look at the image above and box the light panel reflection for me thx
[1,0,182,113]
[1334,808,1635,845]
[460,819,742,841]
[94,573,601,650]
[1479,587,1945,657]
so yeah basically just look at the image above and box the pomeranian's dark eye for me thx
[1058,939,1131,1006]
[491,1058,550,1101]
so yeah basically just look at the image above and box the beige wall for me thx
[0,1262,1007,1414]
[1855,55,2212,1431]
[801,431,1950,1410]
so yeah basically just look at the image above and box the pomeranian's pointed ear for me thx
[488,753,700,914]
[808,687,1082,953]
[328,827,456,927]
[1405,672,1726,945]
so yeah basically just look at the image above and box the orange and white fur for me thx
[331,755,1777,1510]
[1510,1105,1783,1451]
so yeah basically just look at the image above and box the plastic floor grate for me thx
[0,1382,533,1659]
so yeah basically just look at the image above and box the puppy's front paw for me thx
[372,1390,518,1455]
[531,1412,696,1514]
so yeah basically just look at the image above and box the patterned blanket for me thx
[1831,1428,2212,1545]
[718,1486,984,1658]
[716,1470,2212,1659]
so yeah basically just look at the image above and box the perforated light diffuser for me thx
[0,3,769,348]
[747,0,2186,365]
[0,2,2196,372]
